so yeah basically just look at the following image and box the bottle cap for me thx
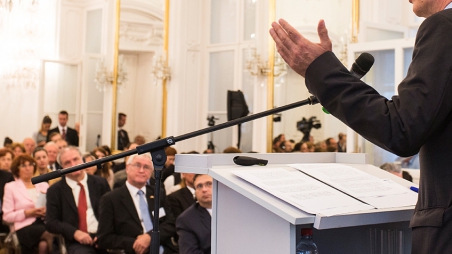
[301,228,313,236]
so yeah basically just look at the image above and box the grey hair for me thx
[126,153,153,165]
[44,141,58,149]
[379,162,402,174]
[57,146,82,166]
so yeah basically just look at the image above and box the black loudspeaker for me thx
[227,90,249,149]
[227,90,249,121]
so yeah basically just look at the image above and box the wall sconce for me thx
[245,47,287,77]
[94,55,128,91]
[245,47,269,76]
[152,54,171,82]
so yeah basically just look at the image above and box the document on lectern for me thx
[232,167,374,216]
[289,163,418,209]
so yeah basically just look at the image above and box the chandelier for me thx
[94,55,128,91]
[244,47,287,77]
[0,0,39,12]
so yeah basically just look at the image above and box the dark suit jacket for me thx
[0,170,14,203]
[47,126,79,146]
[46,174,110,243]
[0,170,15,233]
[176,203,211,254]
[117,129,130,151]
[305,9,452,254]
[167,187,196,219]
[97,184,177,254]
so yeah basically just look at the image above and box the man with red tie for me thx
[47,110,79,147]
[46,147,110,254]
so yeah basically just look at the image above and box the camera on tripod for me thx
[207,115,219,127]
[297,116,321,142]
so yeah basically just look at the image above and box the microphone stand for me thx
[32,96,319,254]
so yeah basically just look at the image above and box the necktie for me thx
[137,190,153,232]
[77,183,88,232]
[62,128,66,140]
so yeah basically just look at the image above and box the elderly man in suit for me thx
[47,110,79,146]
[97,153,177,254]
[176,174,212,254]
[46,146,110,254]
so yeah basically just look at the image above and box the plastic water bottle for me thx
[296,228,318,254]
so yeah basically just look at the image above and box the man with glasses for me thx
[97,153,177,254]
[176,174,213,254]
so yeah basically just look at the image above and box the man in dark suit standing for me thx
[97,153,177,254]
[117,113,130,151]
[176,174,212,254]
[47,110,79,146]
[46,147,110,254]
[270,1,452,253]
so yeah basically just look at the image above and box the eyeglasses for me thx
[195,181,213,190]
[130,163,153,171]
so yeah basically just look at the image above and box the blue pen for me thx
[410,186,419,193]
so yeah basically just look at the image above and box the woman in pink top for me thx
[2,154,53,253]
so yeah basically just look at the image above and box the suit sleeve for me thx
[166,194,183,219]
[45,184,78,241]
[97,194,136,252]
[153,193,176,243]
[2,184,26,223]
[176,215,204,254]
[305,13,452,157]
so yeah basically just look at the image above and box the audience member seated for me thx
[380,162,413,182]
[10,143,25,158]
[98,153,178,254]
[56,139,69,150]
[176,174,213,254]
[112,143,138,189]
[161,147,177,183]
[23,138,36,156]
[0,151,15,234]
[325,137,338,152]
[2,154,53,253]
[272,134,285,153]
[3,137,13,149]
[314,141,327,152]
[0,148,14,172]
[203,149,214,154]
[44,141,62,171]
[167,173,196,219]
[306,142,315,152]
[91,147,114,189]
[46,146,110,254]
[133,135,146,145]
[337,133,347,152]
[34,116,52,147]
[83,153,98,175]
[48,132,62,143]
[223,147,242,153]
[32,147,60,186]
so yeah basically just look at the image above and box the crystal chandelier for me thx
[94,55,128,91]
[244,47,287,77]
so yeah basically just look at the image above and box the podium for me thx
[176,153,415,253]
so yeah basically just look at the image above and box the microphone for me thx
[322,52,375,114]
[233,156,268,166]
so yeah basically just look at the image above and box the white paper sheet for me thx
[36,192,46,208]
[289,164,418,208]
[232,167,374,216]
